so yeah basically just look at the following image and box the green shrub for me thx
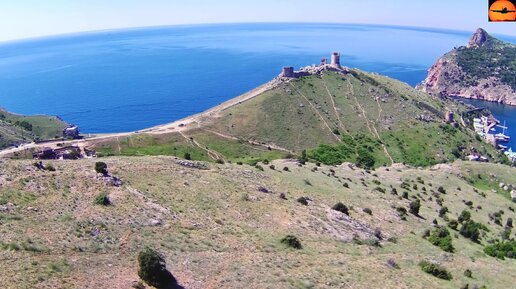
[427,227,455,253]
[396,207,408,220]
[137,248,171,287]
[95,162,108,175]
[356,148,375,169]
[281,235,302,249]
[458,210,471,223]
[464,269,472,278]
[94,192,110,206]
[448,219,459,230]
[484,240,516,260]
[402,191,409,199]
[460,220,487,242]
[409,200,420,215]
[332,202,349,215]
[363,208,372,215]
[437,186,446,194]
[183,152,191,160]
[297,197,308,206]
[438,207,448,218]
[419,260,453,280]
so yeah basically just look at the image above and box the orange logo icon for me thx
[489,0,516,21]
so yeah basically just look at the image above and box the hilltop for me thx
[87,62,504,168]
[1,156,515,288]
[0,108,68,149]
[418,28,516,105]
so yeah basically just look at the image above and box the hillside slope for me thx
[418,28,516,105]
[0,108,68,149]
[0,157,515,288]
[91,67,503,167]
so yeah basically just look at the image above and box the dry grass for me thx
[0,157,515,289]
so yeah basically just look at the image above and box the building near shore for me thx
[63,125,80,139]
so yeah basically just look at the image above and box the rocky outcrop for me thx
[418,28,516,105]
[467,28,488,48]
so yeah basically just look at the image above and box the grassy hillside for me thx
[92,69,503,167]
[0,109,68,149]
[0,157,515,288]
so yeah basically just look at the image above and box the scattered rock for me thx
[131,281,146,289]
[96,174,123,187]
[149,218,163,226]
[176,160,208,170]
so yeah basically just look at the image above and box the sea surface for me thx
[0,23,515,137]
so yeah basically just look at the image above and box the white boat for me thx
[495,133,510,142]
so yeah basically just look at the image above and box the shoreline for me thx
[0,79,280,158]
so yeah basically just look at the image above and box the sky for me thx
[0,0,514,42]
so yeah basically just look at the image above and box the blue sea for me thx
[0,23,515,138]
[458,98,516,151]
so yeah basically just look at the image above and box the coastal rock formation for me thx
[418,28,516,105]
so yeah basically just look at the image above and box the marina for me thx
[472,116,515,162]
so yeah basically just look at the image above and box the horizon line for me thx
[0,21,507,46]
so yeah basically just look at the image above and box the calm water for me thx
[459,98,516,150]
[0,23,515,134]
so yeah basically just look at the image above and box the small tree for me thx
[298,150,308,165]
[281,235,302,249]
[297,197,308,206]
[183,152,191,160]
[409,200,420,215]
[95,162,108,175]
[438,207,448,218]
[138,248,170,287]
[458,210,471,223]
[459,220,481,242]
[332,202,349,215]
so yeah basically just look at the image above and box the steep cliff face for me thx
[418,28,516,105]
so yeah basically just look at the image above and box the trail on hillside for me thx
[321,78,350,136]
[346,78,394,165]
[179,131,224,161]
[201,128,295,154]
[289,83,342,143]
[374,98,395,164]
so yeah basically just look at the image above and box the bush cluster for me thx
[484,240,516,260]
[426,227,455,253]
[419,260,453,280]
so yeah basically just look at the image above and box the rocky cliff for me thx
[418,28,516,105]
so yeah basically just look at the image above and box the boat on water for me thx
[495,133,510,142]
[505,148,516,162]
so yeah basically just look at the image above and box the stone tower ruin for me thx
[282,66,295,78]
[331,52,341,68]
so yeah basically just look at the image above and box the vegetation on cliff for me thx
[456,34,516,90]
[0,108,68,149]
